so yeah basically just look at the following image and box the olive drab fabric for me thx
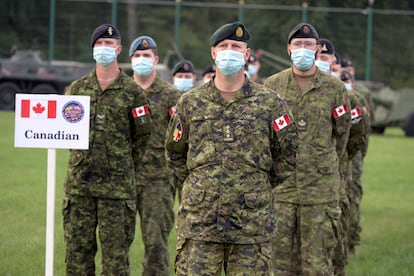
[63,69,152,275]
[165,78,297,244]
[264,68,351,205]
[64,69,152,199]
[135,76,182,275]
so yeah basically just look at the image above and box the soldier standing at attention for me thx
[264,23,351,275]
[171,60,197,93]
[62,24,152,275]
[129,35,182,275]
[165,22,297,275]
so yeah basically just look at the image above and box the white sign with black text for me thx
[14,94,90,149]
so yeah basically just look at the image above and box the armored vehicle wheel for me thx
[32,83,57,94]
[0,82,20,110]
[403,111,414,137]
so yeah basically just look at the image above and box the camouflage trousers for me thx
[272,202,340,276]
[175,238,272,275]
[136,181,175,276]
[332,195,350,276]
[62,195,136,276]
[348,151,364,251]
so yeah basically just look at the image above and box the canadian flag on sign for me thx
[132,104,150,118]
[21,99,57,119]
[273,114,292,132]
[332,104,348,119]
[351,107,362,120]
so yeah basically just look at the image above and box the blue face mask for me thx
[247,64,258,77]
[93,46,117,67]
[315,60,331,73]
[215,50,245,76]
[344,83,353,91]
[174,78,193,93]
[131,57,154,76]
[290,48,316,71]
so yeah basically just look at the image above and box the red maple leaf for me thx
[33,102,45,114]
[278,119,285,125]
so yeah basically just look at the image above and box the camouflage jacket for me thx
[135,76,181,182]
[339,89,368,201]
[264,67,351,205]
[165,78,297,244]
[64,69,152,199]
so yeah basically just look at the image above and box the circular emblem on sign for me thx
[62,101,85,123]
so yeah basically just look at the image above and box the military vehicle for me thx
[0,49,93,110]
[358,81,414,137]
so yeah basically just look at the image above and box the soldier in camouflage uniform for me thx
[264,24,351,275]
[341,59,373,255]
[62,24,152,275]
[165,22,297,275]
[129,35,182,275]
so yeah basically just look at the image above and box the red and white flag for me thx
[132,104,150,118]
[21,99,57,119]
[351,107,362,120]
[332,104,348,119]
[168,106,176,117]
[273,114,292,132]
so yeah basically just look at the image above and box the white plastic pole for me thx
[45,148,56,276]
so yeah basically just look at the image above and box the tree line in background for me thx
[1,0,414,88]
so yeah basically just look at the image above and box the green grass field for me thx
[1,110,413,275]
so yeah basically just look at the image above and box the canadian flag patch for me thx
[273,114,292,132]
[168,106,176,117]
[332,104,348,119]
[132,104,150,118]
[21,99,57,119]
[351,107,362,120]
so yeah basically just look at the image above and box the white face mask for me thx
[344,83,353,91]
[315,60,331,73]
[331,71,340,78]
[93,46,118,66]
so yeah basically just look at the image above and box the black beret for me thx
[342,58,353,68]
[288,23,319,43]
[210,22,251,46]
[202,64,216,76]
[90,24,121,47]
[335,51,342,65]
[172,60,195,76]
[319,38,335,55]
[129,35,157,56]
[340,69,354,81]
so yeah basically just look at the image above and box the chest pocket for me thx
[187,115,218,168]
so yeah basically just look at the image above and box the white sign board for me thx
[14,94,90,149]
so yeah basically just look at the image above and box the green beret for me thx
[287,23,319,44]
[172,60,195,76]
[319,38,335,55]
[90,24,121,47]
[129,35,157,56]
[210,22,250,46]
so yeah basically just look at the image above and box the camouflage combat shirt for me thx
[64,69,152,199]
[165,77,297,244]
[264,67,351,205]
[135,76,181,182]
